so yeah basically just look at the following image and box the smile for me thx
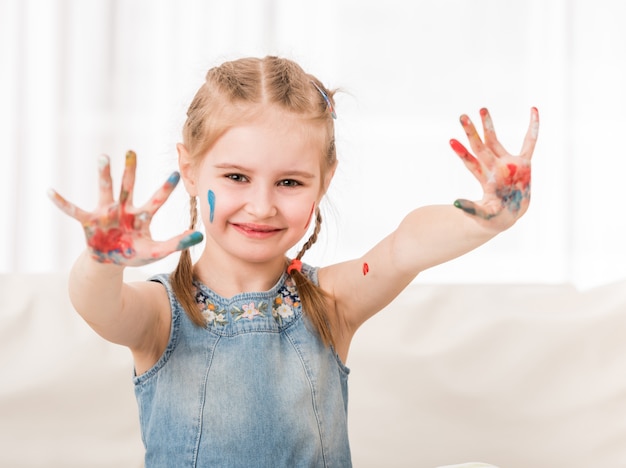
[231,223,284,239]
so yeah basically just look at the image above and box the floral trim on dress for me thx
[272,277,299,325]
[195,289,228,326]
[193,276,302,326]
[231,301,268,321]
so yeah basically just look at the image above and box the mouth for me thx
[230,223,284,239]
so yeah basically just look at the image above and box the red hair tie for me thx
[287,259,302,274]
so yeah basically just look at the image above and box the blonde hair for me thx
[171,56,338,347]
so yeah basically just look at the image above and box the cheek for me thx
[282,198,316,232]
[199,186,243,224]
[199,187,226,225]
[303,202,315,230]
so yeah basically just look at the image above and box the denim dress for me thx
[133,264,352,467]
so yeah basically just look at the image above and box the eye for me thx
[226,173,248,183]
[278,179,302,187]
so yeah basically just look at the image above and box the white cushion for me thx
[348,281,626,467]
[2,273,625,467]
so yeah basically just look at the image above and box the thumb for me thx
[139,231,204,265]
[175,231,204,251]
[454,199,496,221]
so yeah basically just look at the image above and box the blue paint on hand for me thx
[167,172,181,186]
[177,231,204,250]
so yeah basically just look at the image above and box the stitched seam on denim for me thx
[191,334,219,467]
[330,345,351,376]
[285,329,328,467]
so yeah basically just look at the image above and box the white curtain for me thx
[1,0,624,288]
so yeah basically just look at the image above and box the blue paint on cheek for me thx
[208,190,216,223]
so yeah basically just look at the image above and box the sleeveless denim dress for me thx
[133,264,352,467]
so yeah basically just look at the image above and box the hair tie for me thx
[287,258,302,275]
[311,81,337,119]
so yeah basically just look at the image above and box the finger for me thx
[98,154,114,206]
[47,188,91,223]
[454,199,497,220]
[480,108,508,157]
[140,171,180,217]
[459,114,485,153]
[148,231,204,261]
[119,150,137,206]
[449,139,488,185]
[459,113,497,168]
[175,231,204,251]
[519,107,539,160]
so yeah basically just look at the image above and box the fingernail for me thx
[177,231,203,250]
[454,199,481,217]
[125,150,137,166]
[47,188,59,202]
[167,172,180,186]
[454,199,474,214]
[97,154,109,169]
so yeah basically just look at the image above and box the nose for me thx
[245,184,277,219]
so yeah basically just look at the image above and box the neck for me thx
[194,249,288,298]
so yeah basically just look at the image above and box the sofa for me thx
[1,272,625,468]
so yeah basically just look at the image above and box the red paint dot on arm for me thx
[362,262,369,276]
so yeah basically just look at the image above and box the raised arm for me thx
[393,107,539,273]
[48,151,202,350]
[321,108,539,351]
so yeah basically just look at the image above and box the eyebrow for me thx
[213,163,316,179]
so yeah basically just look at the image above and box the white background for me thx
[1,0,625,288]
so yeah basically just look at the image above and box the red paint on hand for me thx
[503,163,530,188]
[87,228,134,260]
[362,262,369,276]
[450,139,483,176]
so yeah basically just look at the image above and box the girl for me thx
[48,56,538,467]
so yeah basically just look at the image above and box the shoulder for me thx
[301,263,319,285]
[125,273,172,315]
[317,255,413,332]
[126,274,174,374]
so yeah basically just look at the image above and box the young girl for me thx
[48,56,538,467]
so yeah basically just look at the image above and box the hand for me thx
[449,107,539,229]
[48,150,203,266]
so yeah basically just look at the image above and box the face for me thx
[179,107,335,266]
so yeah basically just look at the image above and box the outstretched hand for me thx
[48,151,203,266]
[450,107,539,229]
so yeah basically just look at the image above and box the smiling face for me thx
[179,106,335,267]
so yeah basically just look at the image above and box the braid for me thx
[289,208,335,347]
[188,194,198,231]
[296,208,322,261]
[171,195,205,327]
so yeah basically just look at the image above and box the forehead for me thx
[205,107,326,170]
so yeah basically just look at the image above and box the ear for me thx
[177,143,198,196]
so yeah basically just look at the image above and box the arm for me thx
[321,108,539,346]
[48,151,202,352]
[390,106,538,276]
